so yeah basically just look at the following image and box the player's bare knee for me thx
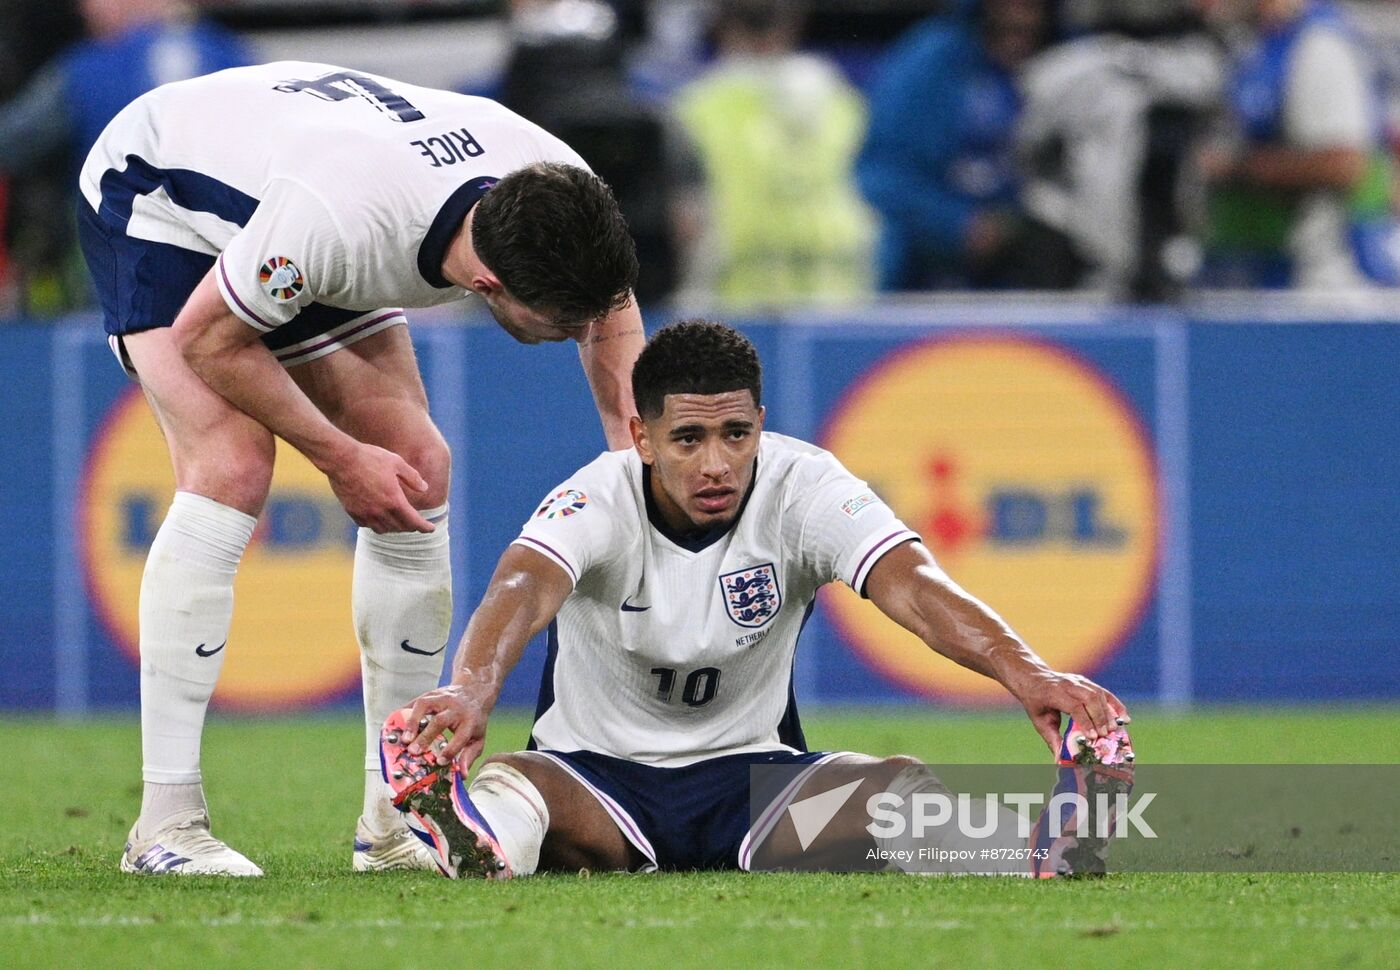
[169,424,275,515]
[482,751,550,792]
[363,416,450,511]
[483,752,639,872]
[883,754,923,769]
[803,754,935,810]
[482,752,527,770]
[403,435,450,510]
[182,465,272,517]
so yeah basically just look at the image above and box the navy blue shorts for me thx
[77,201,402,372]
[535,748,849,871]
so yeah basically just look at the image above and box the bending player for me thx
[387,321,1133,879]
[79,63,646,876]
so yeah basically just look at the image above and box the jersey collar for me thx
[417,175,499,288]
[642,460,758,554]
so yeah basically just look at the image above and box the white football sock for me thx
[361,769,402,835]
[469,762,550,876]
[138,492,255,816]
[138,782,207,836]
[354,503,451,829]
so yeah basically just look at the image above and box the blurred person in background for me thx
[1199,0,1400,290]
[0,0,251,314]
[498,0,678,305]
[856,0,1053,291]
[1016,0,1225,300]
[620,0,712,102]
[0,0,82,316]
[668,0,875,310]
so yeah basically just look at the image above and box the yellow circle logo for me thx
[821,335,1157,702]
[81,387,361,709]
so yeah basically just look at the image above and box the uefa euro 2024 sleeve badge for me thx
[259,256,305,302]
[719,563,781,628]
[536,489,589,519]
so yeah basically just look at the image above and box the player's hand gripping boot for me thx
[1031,717,1135,878]
[379,708,512,879]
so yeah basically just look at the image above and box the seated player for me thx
[385,320,1133,878]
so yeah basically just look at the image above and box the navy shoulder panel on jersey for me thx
[416,175,499,287]
[96,154,258,229]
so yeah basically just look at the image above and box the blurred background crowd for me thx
[3,0,1400,318]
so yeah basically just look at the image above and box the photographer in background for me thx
[1199,0,1400,290]
[1016,0,1225,300]
[856,0,1053,292]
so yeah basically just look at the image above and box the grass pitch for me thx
[4,708,1398,969]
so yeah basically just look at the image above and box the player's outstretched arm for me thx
[574,295,645,450]
[171,269,433,534]
[864,541,1129,754]
[400,544,574,770]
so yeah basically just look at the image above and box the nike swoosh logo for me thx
[401,639,445,656]
[194,641,226,657]
[620,597,650,613]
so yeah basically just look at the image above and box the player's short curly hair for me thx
[472,162,639,326]
[632,320,763,420]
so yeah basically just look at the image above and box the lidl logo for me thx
[821,336,1157,702]
[81,387,362,709]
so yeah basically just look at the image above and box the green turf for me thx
[4,708,1398,969]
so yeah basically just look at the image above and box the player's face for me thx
[634,390,765,534]
[484,291,585,345]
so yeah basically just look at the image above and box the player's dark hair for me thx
[632,320,763,419]
[472,162,639,326]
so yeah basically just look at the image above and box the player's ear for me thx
[468,273,502,297]
[755,404,766,432]
[631,415,653,463]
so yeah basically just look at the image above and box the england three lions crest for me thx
[719,563,781,629]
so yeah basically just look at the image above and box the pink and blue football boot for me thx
[379,707,512,879]
[1031,717,1135,877]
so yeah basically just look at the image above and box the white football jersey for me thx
[79,62,589,332]
[516,433,919,767]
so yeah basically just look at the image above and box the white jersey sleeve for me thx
[512,453,633,588]
[215,178,349,330]
[783,449,920,596]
